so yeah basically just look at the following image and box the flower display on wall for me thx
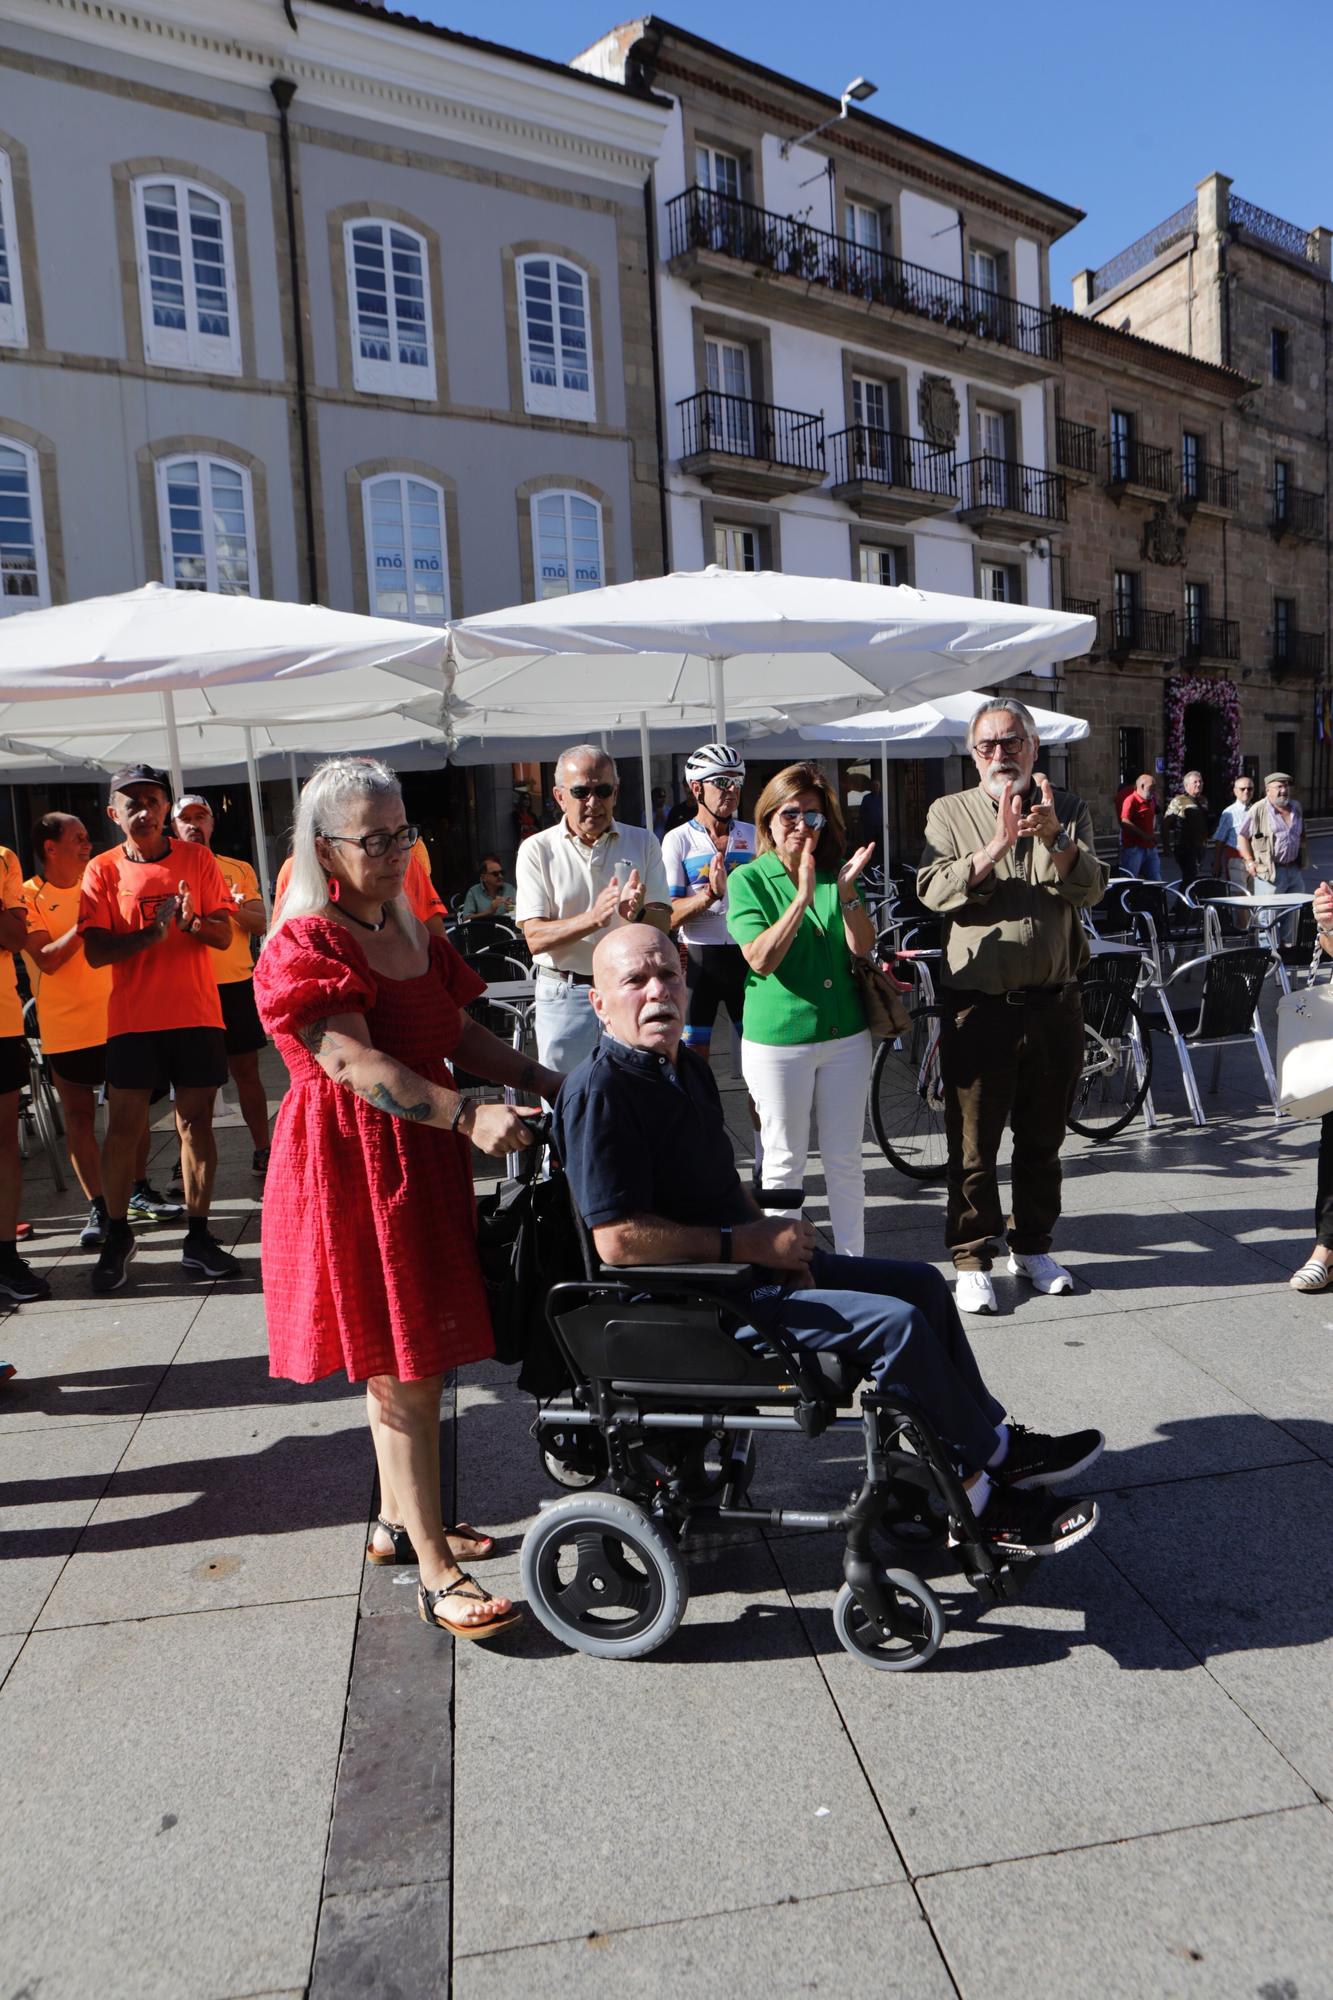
[1164,674,1242,796]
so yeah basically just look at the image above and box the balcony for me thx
[677,390,826,499]
[1056,417,1099,478]
[1105,438,1175,503]
[1106,607,1178,660]
[1271,485,1326,542]
[1183,615,1240,663]
[828,426,956,523]
[1062,595,1100,621]
[664,185,1060,384]
[1270,628,1325,678]
[956,457,1067,538]
[1178,461,1237,516]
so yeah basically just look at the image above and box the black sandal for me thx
[365,1516,416,1566]
[417,1574,522,1640]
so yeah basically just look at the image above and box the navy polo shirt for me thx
[553,1033,753,1233]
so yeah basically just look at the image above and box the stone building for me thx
[1065,172,1331,826]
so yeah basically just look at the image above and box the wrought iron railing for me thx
[677,389,825,472]
[1230,196,1320,265]
[1106,437,1175,493]
[1055,417,1099,474]
[1090,200,1197,299]
[1061,595,1099,621]
[829,426,955,495]
[1108,606,1177,656]
[956,457,1066,521]
[1183,615,1240,661]
[666,186,1060,361]
[1271,484,1326,540]
[1271,629,1325,675]
[1179,459,1237,510]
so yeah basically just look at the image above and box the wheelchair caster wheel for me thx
[537,1427,609,1491]
[520,1491,688,1660]
[833,1570,944,1672]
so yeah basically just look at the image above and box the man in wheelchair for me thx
[552,927,1104,1563]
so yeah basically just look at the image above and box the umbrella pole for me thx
[879,739,891,879]
[288,752,300,816]
[160,691,183,802]
[708,656,726,739]
[638,711,653,831]
[242,726,272,913]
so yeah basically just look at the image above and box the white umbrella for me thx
[0,584,451,903]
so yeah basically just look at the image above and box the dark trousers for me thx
[939,987,1085,1271]
[740,1248,1006,1472]
[1316,1112,1333,1249]
[1176,843,1206,891]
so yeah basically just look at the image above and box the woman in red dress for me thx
[254,758,562,1640]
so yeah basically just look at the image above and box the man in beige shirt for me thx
[918,698,1106,1316]
[515,743,670,1071]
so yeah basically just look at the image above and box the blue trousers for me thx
[1118,844,1161,880]
[739,1249,1006,1471]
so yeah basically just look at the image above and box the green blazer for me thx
[725,852,866,1047]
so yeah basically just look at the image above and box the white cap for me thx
[173,793,210,815]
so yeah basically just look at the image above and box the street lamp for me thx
[779,76,878,157]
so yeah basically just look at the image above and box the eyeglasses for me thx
[972,734,1027,760]
[319,823,419,860]
[776,807,826,830]
[704,777,742,793]
[564,783,616,801]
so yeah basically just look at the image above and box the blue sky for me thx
[400,0,1333,296]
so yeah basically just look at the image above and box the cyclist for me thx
[662,743,757,1070]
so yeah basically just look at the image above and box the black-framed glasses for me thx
[564,783,616,801]
[972,734,1027,759]
[776,807,826,830]
[319,823,419,860]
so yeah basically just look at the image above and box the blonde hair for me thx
[265,756,413,947]
[752,762,846,871]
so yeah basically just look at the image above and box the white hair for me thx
[556,743,618,785]
[967,696,1040,749]
[265,756,411,946]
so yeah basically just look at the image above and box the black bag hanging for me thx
[473,1135,583,1397]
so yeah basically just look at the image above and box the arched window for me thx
[344,220,436,399]
[363,474,449,623]
[0,150,28,349]
[133,176,241,373]
[531,490,604,598]
[156,454,256,595]
[0,437,48,614]
[516,255,595,421]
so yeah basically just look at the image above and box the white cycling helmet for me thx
[685,741,746,784]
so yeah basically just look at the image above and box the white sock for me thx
[987,1424,1010,1471]
[966,1470,992,1516]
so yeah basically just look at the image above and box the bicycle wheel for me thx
[1066,993,1152,1140]
[870,1004,948,1181]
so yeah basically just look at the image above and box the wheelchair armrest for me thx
[595,1260,762,1297]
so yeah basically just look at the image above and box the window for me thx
[344,221,435,399]
[859,544,900,586]
[532,490,604,598]
[133,177,240,373]
[157,454,256,595]
[1118,726,1144,786]
[1271,328,1290,383]
[0,438,48,614]
[851,375,903,479]
[1274,457,1291,521]
[968,246,1001,294]
[516,255,595,422]
[1276,730,1296,775]
[846,201,883,254]
[1113,568,1138,642]
[979,561,1015,603]
[1185,580,1205,648]
[1110,409,1133,482]
[1181,431,1201,499]
[715,522,760,572]
[696,145,741,199]
[1274,596,1294,660]
[0,149,27,348]
[703,336,754,455]
[975,407,1011,506]
[363,474,449,622]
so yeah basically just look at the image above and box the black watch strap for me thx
[719,1224,733,1263]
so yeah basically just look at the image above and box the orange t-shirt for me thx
[272,853,444,924]
[0,844,23,1039]
[22,876,112,1054]
[78,838,230,1038]
[212,853,263,986]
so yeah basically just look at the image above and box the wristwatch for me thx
[1051,831,1073,854]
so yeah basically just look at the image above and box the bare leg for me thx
[174,1084,218,1220]
[101,1087,152,1217]
[52,1075,101,1200]
[227,1049,270,1151]
[0,1094,19,1238]
[365,1374,510,1625]
[366,1384,493,1562]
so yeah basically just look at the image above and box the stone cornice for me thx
[1057,308,1255,402]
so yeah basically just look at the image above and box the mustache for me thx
[641,1004,678,1023]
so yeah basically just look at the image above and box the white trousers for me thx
[742,1030,873,1257]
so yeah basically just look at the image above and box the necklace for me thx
[340,903,388,932]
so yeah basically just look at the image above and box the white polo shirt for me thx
[515,819,670,976]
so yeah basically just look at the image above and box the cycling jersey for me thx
[661,816,757,947]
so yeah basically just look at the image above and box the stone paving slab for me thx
[921,1804,1333,2000]
[142,1286,362,1421]
[1144,1292,1333,1457]
[310,1880,451,2000]
[0,1417,138,1634]
[0,1300,202,1433]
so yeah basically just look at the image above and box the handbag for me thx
[849,951,913,1040]
[1275,964,1333,1120]
[473,1133,583,1397]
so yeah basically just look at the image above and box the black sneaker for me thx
[996,1423,1105,1490]
[128,1181,185,1224]
[971,1486,1099,1560]
[79,1199,109,1251]
[251,1147,270,1179]
[0,1252,51,1305]
[181,1230,241,1281]
[92,1229,136,1295]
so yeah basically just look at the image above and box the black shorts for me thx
[682,942,747,1051]
[105,1028,228,1094]
[219,979,267,1056]
[47,1044,107,1089]
[0,1035,27,1096]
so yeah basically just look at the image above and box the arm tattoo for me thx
[298,1017,332,1055]
[357,1079,432,1122]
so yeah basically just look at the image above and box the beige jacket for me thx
[917,783,1107,994]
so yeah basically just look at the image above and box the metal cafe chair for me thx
[1139,945,1279,1127]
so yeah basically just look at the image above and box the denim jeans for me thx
[533,972,601,1074]
[1118,844,1161,880]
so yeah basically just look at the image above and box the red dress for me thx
[254,916,494,1384]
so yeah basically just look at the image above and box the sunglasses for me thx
[776,807,826,830]
[564,783,616,801]
[704,777,742,793]
[972,734,1027,759]
[319,823,419,859]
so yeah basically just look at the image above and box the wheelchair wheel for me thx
[537,1424,609,1490]
[869,1006,948,1181]
[1066,992,1152,1141]
[833,1569,944,1672]
[521,1491,688,1660]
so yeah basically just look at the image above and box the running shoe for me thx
[1007,1251,1074,1295]
[180,1230,241,1281]
[955,1270,997,1314]
[995,1423,1105,1489]
[0,1252,51,1304]
[79,1198,109,1251]
[972,1485,1099,1559]
[128,1181,185,1224]
[92,1229,136,1295]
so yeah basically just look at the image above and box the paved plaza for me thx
[3,970,1333,1999]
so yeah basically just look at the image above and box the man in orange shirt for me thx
[23,813,180,1252]
[0,839,48,1303]
[80,765,241,1293]
[173,794,271,1176]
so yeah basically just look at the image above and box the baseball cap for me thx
[108,763,171,799]
[173,792,210,815]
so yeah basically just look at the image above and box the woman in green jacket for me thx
[727,762,877,1255]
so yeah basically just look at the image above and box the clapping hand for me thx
[795,841,818,907]
[590,875,623,928]
[1314,880,1333,937]
[706,850,728,900]
[990,780,1024,857]
[176,878,201,934]
[617,867,645,921]
[1017,774,1061,849]
[837,842,875,896]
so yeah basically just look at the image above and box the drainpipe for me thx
[270,77,319,602]
[643,170,671,575]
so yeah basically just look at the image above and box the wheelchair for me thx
[519,1174,1035,1674]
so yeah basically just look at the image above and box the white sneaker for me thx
[1007,1251,1074,1295]
[955,1270,997,1314]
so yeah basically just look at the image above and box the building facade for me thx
[0,0,669,876]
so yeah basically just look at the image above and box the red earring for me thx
[326,875,341,904]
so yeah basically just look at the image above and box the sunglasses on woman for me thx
[776,807,826,830]
[564,783,616,801]
[319,823,420,859]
